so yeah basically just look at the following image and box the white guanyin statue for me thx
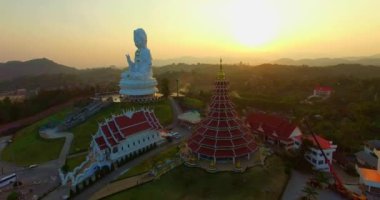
[119,28,158,99]
[124,28,152,79]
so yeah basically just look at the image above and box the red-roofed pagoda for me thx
[187,59,257,165]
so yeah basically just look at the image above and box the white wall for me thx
[109,130,161,161]
[305,147,336,171]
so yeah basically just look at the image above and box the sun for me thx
[228,0,279,47]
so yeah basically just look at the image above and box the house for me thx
[303,135,337,171]
[246,113,302,150]
[356,150,380,197]
[313,85,333,97]
[355,140,380,169]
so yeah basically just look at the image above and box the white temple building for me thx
[59,108,164,190]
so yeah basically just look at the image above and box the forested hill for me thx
[0,58,77,81]
[156,63,380,79]
[1,60,380,91]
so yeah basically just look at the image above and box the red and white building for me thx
[60,108,164,188]
[303,135,337,171]
[92,109,164,163]
[313,85,333,97]
[246,113,302,150]
[187,62,257,164]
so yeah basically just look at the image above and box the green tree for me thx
[160,78,170,97]
[7,191,20,200]
[302,185,318,200]
[315,172,330,188]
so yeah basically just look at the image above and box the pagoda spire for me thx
[217,58,225,80]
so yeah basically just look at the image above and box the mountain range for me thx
[1,55,380,82]
[272,54,380,66]
[0,58,78,81]
[153,54,380,66]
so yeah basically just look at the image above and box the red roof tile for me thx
[305,135,334,150]
[94,110,162,150]
[215,150,234,158]
[246,113,299,140]
[198,147,215,157]
[95,137,107,150]
[120,122,151,137]
[101,125,117,146]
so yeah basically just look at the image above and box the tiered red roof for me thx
[246,113,299,141]
[187,75,257,159]
[94,109,162,150]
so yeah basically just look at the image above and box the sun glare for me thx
[227,0,279,47]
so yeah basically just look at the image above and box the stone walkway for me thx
[39,128,73,167]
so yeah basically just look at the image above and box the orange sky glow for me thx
[1,0,380,68]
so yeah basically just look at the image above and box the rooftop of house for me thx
[246,113,299,140]
[304,134,336,150]
[357,167,380,184]
[365,140,380,151]
[355,150,378,168]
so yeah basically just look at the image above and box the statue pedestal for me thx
[119,74,159,102]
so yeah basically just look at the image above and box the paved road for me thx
[0,136,22,175]
[0,129,74,199]
[281,170,345,200]
[167,96,183,129]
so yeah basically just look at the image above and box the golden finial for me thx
[217,58,225,80]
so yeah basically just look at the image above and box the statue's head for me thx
[133,28,147,49]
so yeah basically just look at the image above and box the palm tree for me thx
[302,185,318,200]
[315,172,330,189]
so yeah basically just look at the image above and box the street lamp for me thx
[176,79,179,97]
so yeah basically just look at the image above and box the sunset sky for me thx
[1,0,380,68]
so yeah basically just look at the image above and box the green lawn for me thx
[66,154,87,171]
[69,100,173,154]
[118,146,179,180]
[181,97,205,110]
[0,108,71,166]
[106,156,288,200]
